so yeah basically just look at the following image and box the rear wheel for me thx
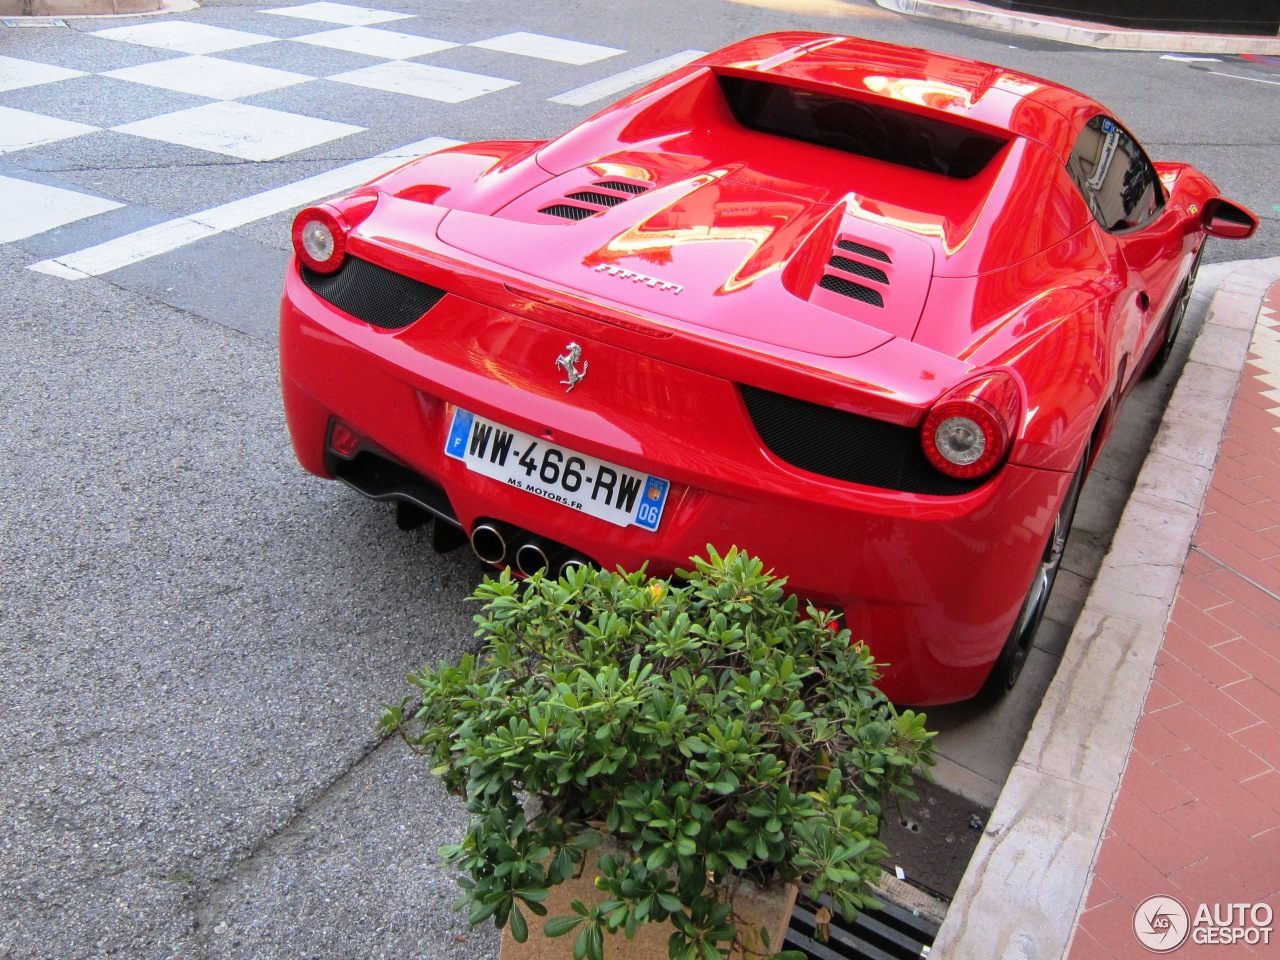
[979,450,1089,700]
[1144,248,1202,379]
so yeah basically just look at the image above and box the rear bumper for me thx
[280,265,1072,705]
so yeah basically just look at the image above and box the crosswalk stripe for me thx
[29,136,461,280]
[548,50,705,107]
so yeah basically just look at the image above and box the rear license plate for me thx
[445,408,669,531]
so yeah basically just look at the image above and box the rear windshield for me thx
[718,74,1008,180]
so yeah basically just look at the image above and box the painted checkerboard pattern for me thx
[0,2,642,250]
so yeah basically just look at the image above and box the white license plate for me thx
[445,408,669,531]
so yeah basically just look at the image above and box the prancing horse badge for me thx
[555,342,588,392]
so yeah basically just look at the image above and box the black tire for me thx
[979,450,1089,701]
[1144,248,1202,379]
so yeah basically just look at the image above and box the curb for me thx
[930,256,1280,958]
[875,0,1280,53]
[0,0,194,18]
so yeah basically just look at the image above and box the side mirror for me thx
[1202,198,1258,240]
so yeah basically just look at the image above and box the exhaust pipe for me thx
[515,540,554,577]
[558,555,593,579]
[470,522,508,565]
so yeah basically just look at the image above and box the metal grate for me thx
[539,203,599,221]
[740,385,985,495]
[819,274,885,307]
[829,256,889,285]
[301,256,446,330]
[785,896,939,959]
[837,239,892,263]
[566,190,629,207]
[595,180,650,194]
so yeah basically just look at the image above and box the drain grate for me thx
[784,896,939,959]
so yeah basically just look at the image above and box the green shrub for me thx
[381,547,935,960]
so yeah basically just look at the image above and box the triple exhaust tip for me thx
[470,521,591,578]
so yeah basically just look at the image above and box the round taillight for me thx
[921,373,1020,480]
[292,206,348,274]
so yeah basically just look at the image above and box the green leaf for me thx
[544,915,585,938]
[509,903,528,943]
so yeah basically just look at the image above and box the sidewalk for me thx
[933,261,1280,957]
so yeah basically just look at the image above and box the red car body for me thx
[279,33,1256,704]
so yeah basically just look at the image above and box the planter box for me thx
[500,847,798,960]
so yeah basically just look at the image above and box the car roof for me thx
[696,33,1106,160]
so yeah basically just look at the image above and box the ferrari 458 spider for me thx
[279,33,1257,704]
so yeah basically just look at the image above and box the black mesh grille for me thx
[540,204,598,221]
[301,256,446,330]
[740,385,985,495]
[595,180,649,194]
[566,190,628,207]
[819,274,884,307]
[828,256,889,284]
[837,239,892,263]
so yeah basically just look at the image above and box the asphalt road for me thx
[1,2,1278,958]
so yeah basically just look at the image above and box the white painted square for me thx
[92,22,278,55]
[469,32,623,65]
[0,55,85,93]
[103,56,313,100]
[290,26,456,60]
[260,2,412,25]
[0,176,122,243]
[0,106,98,154]
[327,60,516,103]
[112,102,363,161]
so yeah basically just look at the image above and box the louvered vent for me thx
[820,238,892,307]
[539,180,651,220]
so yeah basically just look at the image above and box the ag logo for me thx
[1134,895,1190,953]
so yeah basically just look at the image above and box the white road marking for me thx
[103,55,314,100]
[470,32,623,66]
[91,21,278,55]
[328,61,518,103]
[112,102,364,161]
[0,54,84,92]
[1208,71,1280,86]
[29,137,460,279]
[548,50,705,106]
[260,2,412,26]
[0,106,97,154]
[291,26,457,60]
[1160,54,1221,62]
[0,176,123,243]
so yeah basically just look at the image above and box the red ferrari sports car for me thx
[279,33,1257,704]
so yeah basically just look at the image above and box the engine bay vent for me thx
[539,180,652,220]
[819,237,892,307]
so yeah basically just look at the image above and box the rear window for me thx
[718,74,1008,180]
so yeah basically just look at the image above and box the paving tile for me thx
[469,32,624,65]
[0,106,98,154]
[112,102,363,161]
[1152,703,1269,782]
[102,55,314,100]
[0,54,85,92]
[1183,549,1220,579]
[1224,824,1280,884]
[1085,875,1120,911]
[1167,595,1241,647]
[1066,926,1111,960]
[1217,637,1280,694]
[1242,771,1280,817]
[1077,895,1145,959]
[1152,659,1260,733]
[1094,835,1175,904]
[1174,574,1232,614]
[1204,470,1269,508]
[289,26,458,60]
[1203,486,1272,535]
[0,175,122,243]
[1198,567,1280,624]
[1163,800,1259,875]
[1157,749,1278,838]
[1132,714,1189,762]
[326,61,518,103]
[1119,752,1195,815]
[1169,854,1233,904]
[1144,679,1181,713]
[1110,790,1205,874]
[1225,677,1280,727]
[259,2,413,25]
[1237,722,1280,769]
[1195,513,1279,566]
[1161,622,1249,687]
[92,21,278,55]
